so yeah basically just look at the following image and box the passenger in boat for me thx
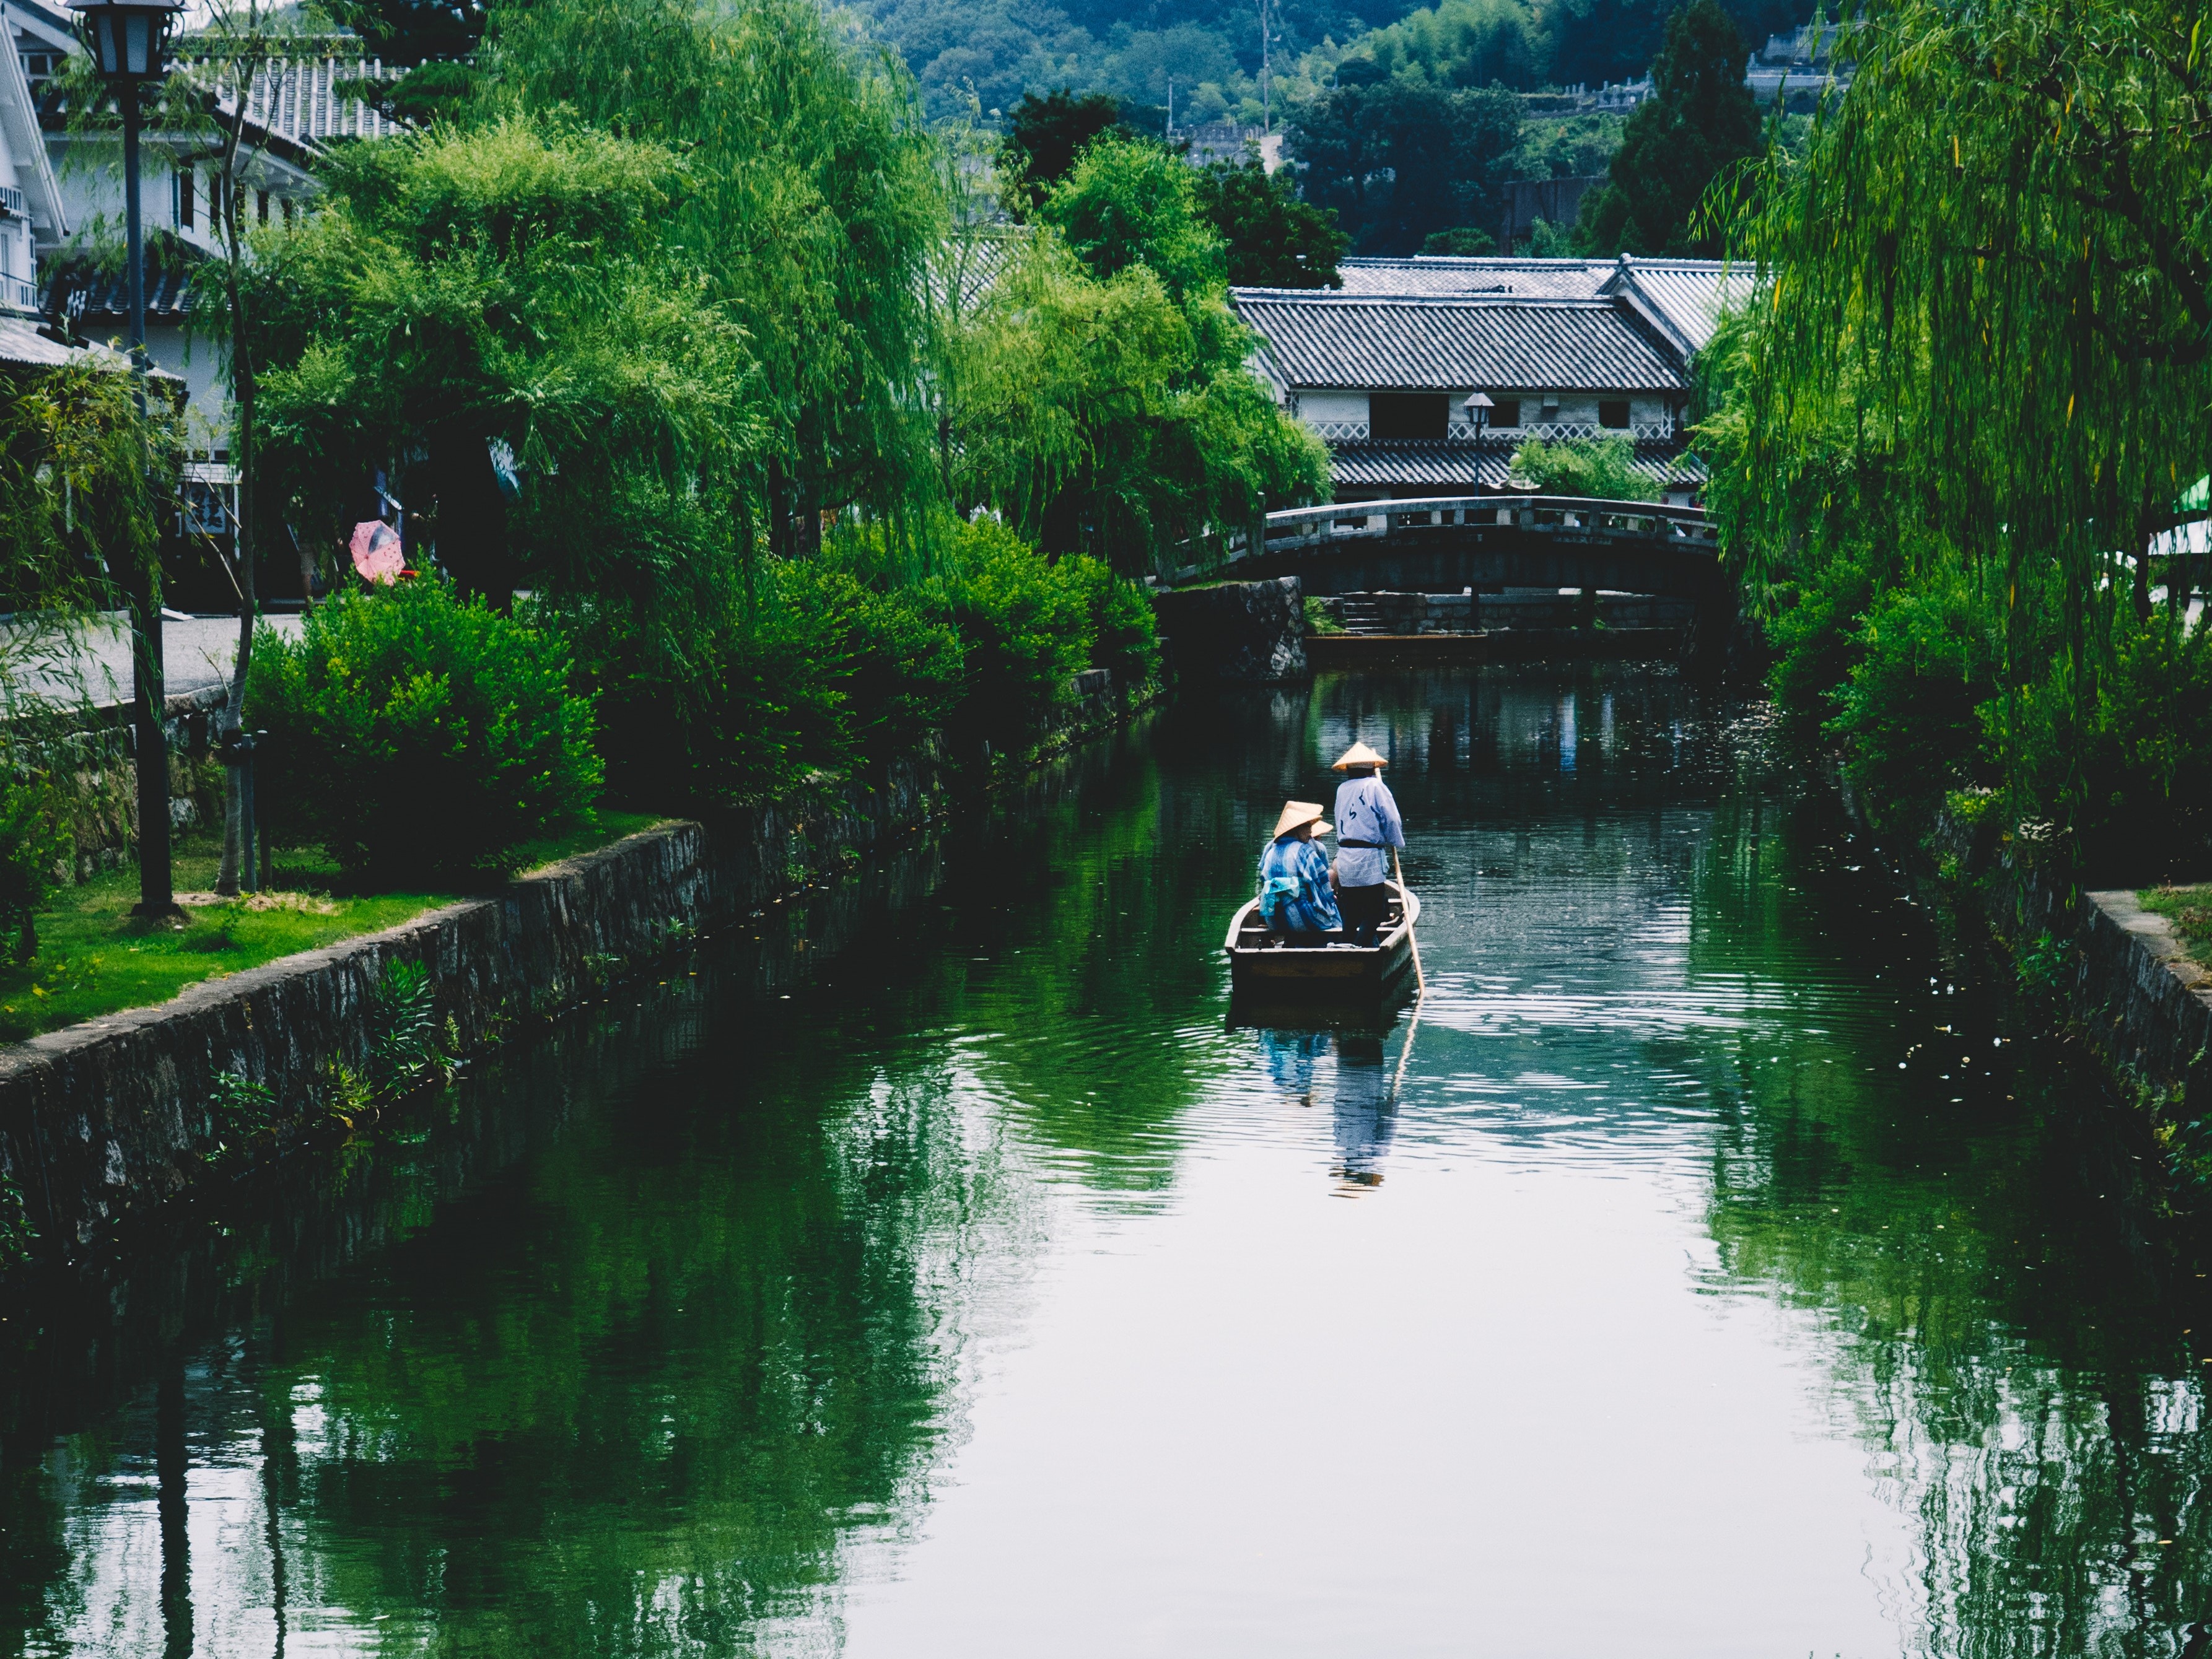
[1330,741,1404,948]
[1258,801,1342,941]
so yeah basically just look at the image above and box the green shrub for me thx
[1827,575,1993,835]
[781,558,966,767]
[2101,611,2212,874]
[590,517,1133,804]
[0,756,68,962]
[1508,435,1661,502]
[250,582,602,884]
[1764,562,1874,742]
[592,552,964,810]
[929,518,1094,760]
[1055,552,1160,684]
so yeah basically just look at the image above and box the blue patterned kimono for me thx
[1257,835,1343,935]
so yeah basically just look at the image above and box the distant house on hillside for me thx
[1231,254,1742,506]
[1173,121,1283,172]
[1746,22,1850,109]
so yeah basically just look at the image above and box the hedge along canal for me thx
[0,668,1158,1269]
[4,664,2210,1657]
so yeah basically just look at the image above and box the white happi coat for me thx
[1331,772,1403,888]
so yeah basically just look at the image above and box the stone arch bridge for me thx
[1153,495,1734,678]
[1168,495,1724,601]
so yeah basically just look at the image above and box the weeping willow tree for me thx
[248,118,756,639]
[0,357,167,622]
[1705,0,2212,873]
[487,0,945,562]
[0,356,172,950]
[945,138,1331,575]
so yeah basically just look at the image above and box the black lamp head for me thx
[71,0,185,83]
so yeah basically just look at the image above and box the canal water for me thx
[2,667,2208,1657]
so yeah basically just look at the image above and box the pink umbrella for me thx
[349,520,404,585]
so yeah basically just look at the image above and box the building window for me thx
[280,196,294,226]
[1490,398,1521,429]
[178,168,194,229]
[256,189,269,225]
[1598,399,1631,429]
[1369,393,1449,441]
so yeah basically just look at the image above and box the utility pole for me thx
[74,0,185,918]
[1257,0,1272,133]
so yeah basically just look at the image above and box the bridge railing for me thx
[1168,495,1717,585]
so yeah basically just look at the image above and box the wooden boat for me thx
[1224,879,1420,997]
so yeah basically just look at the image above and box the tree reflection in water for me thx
[1688,790,2212,1657]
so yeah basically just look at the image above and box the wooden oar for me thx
[1389,985,1423,1100]
[1388,845,1425,1100]
[1392,846,1425,998]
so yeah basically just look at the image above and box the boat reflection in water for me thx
[1250,1020,1402,1191]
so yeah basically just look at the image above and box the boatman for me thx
[1330,741,1404,947]
[1258,800,1342,941]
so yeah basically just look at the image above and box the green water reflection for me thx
[2,670,2208,1657]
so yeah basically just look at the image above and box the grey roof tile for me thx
[1600,260,1746,355]
[1322,256,1614,298]
[1328,439,1705,492]
[1232,291,1688,393]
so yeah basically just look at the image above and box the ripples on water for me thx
[1,667,2208,1657]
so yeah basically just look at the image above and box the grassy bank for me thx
[0,812,664,1043]
[2140,886,2212,967]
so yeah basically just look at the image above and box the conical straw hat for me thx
[1332,741,1388,770]
[1272,800,1332,838]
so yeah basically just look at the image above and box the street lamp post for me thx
[1462,391,1495,442]
[72,0,184,918]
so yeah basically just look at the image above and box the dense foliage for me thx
[590,517,1160,808]
[1573,0,1760,255]
[248,583,602,884]
[1510,435,1661,499]
[1192,160,1347,287]
[1287,71,1522,255]
[847,0,1803,126]
[1703,0,2212,881]
[0,759,68,964]
[223,0,1307,843]
[0,359,168,617]
[249,117,751,618]
[999,89,1132,212]
[948,209,1328,567]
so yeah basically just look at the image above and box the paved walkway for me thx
[1,611,305,711]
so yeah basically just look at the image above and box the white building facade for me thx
[1231,254,1743,505]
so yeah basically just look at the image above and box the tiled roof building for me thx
[1235,294,1683,394]
[1233,255,1742,503]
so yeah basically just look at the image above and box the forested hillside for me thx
[852,0,1811,123]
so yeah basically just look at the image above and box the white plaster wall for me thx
[1298,389,1369,425]
[46,134,307,264]
[1293,388,1676,431]
[63,313,229,445]
[1469,393,1675,430]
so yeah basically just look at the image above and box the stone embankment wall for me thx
[0,670,1161,1265]
[1856,782,2212,1196]
[1306,590,1695,633]
[1977,848,2212,1139]
[30,686,229,882]
[1152,577,1308,683]
[2068,890,2212,1123]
